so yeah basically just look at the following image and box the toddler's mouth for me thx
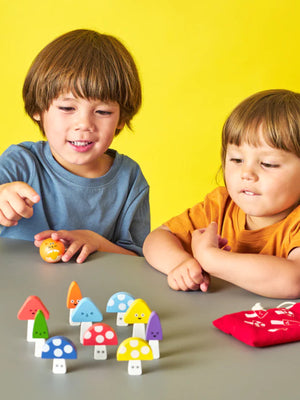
[69,141,93,146]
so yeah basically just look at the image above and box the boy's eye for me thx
[96,110,112,115]
[261,162,280,168]
[58,106,74,111]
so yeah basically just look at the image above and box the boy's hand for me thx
[167,257,210,292]
[0,182,40,226]
[34,230,101,263]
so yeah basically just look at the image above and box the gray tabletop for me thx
[0,238,299,400]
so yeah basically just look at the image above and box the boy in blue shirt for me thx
[0,29,150,262]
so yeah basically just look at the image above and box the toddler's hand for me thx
[167,257,210,292]
[191,222,230,263]
[34,230,101,263]
[0,182,40,226]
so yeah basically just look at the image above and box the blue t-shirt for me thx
[0,141,150,255]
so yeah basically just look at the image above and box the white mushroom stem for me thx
[69,309,80,326]
[27,320,35,342]
[80,322,92,343]
[116,312,128,326]
[149,340,160,359]
[52,358,67,374]
[132,323,146,339]
[94,345,107,360]
[34,338,46,358]
[128,360,142,376]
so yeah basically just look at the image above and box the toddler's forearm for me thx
[143,226,194,275]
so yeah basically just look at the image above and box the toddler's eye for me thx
[261,162,279,168]
[58,106,74,111]
[96,110,112,115]
[230,158,242,164]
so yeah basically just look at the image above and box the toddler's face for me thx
[224,137,300,229]
[34,93,124,177]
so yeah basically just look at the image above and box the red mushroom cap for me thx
[17,296,49,320]
[83,323,118,346]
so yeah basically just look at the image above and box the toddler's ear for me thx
[33,113,41,121]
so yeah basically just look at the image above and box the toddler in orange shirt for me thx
[143,89,300,299]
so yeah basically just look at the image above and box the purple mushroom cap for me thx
[146,311,163,340]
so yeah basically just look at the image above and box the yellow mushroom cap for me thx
[117,337,153,361]
[123,299,152,324]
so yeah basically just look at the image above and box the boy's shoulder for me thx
[2,140,46,157]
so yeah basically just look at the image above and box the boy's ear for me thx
[33,113,41,121]
[117,120,125,130]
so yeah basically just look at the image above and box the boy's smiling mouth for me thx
[68,140,94,152]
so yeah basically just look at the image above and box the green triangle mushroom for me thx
[32,310,49,357]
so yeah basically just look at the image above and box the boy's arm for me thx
[35,230,137,263]
[192,222,300,299]
[143,226,210,291]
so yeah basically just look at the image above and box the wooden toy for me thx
[117,337,153,376]
[83,323,118,360]
[17,295,49,342]
[123,299,152,339]
[41,336,77,374]
[66,281,82,326]
[71,297,103,343]
[39,238,65,263]
[106,292,135,326]
[146,311,163,359]
[32,310,49,357]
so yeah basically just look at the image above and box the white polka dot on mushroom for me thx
[95,325,103,333]
[84,331,92,340]
[53,338,62,346]
[64,345,73,354]
[130,339,139,347]
[118,346,126,354]
[141,346,150,355]
[118,294,125,301]
[96,335,104,343]
[107,299,114,307]
[127,300,134,306]
[42,344,50,353]
[118,303,126,311]
[131,350,140,359]
[54,349,63,357]
[105,331,114,340]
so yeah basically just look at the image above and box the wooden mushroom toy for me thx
[123,299,152,339]
[42,336,77,374]
[106,292,135,326]
[32,310,49,357]
[17,295,49,342]
[146,311,163,359]
[83,323,118,360]
[66,281,82,326]
[71,297,103,343]
[117,337,153,376]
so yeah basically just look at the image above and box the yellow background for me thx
[1,0,300,228]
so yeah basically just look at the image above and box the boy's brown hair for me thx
[23,29,142,135]
[221,89,300,168]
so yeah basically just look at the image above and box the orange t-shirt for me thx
[164,186,300,258]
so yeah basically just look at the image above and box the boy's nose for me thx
[75,112,94,132]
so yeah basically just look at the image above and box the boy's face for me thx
[34,93,124,177]
[224,134,300,230]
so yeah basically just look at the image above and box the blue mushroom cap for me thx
[106,292,135,313]
[71,297,103,323]
[41,336,77,359]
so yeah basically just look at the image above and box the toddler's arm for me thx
[0,182,40,226]
[143,226,210,291]
[34,229,137,263]
[192,222,300,299]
